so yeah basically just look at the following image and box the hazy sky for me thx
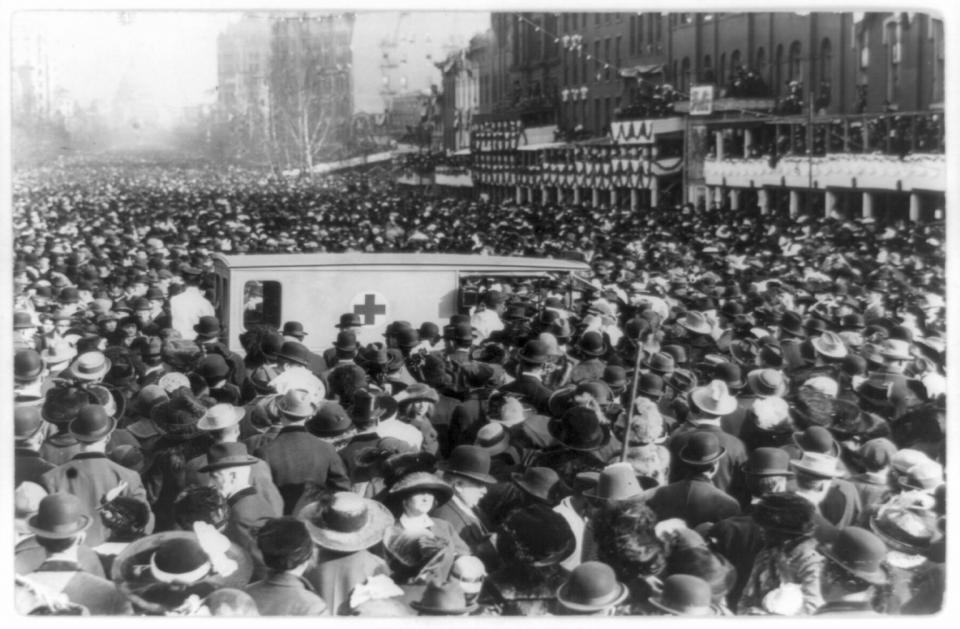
[13,12,238,113]
[12,10,490,118]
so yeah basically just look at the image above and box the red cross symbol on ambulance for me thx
[351,292,388,325]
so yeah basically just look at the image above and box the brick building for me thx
[465,11,944,222]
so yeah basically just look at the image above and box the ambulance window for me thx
[243,280,281,330]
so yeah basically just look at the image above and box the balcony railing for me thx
[704,111,945,161]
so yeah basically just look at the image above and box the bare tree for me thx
[269,13,353,170]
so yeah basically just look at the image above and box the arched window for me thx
[756,46,767,82]
[788,41,802,83]
[730,49,741,77]
[681,57,691,93]
[719,52,726,86]
[703,54,714,83]
[819,38,832,85]
[885,20,901,104]
[774,44,784,93]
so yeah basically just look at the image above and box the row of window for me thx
[673,40,831,96]
[484,17,944,112]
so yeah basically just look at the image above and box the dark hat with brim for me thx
[336,313,364,329]
[555,562,630,613]
[198,442,259,472]
[439,445,497,484]
[306,402,354,438]
[518,339,551,364]
[511,467,565,503]
[277,341,312,367]
[548,407,611,452]
[410,581,478,615]
[792,425,841,458]
[647,574,716,616]
[819,527,889,585]
[27,493,92,539]
[69,404,117,443]
[386,471,453,507]
[678,431,726,466]
[111,531,254,613]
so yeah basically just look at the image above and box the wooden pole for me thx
[620,332,646,462]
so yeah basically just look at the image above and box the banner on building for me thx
[689,85,714,116]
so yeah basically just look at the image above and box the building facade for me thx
[216,14,273,160]
[439,32,488,152]
[464,11,944,222]
[215,12,354,168]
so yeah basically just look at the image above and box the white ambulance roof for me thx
[213,252,589,273]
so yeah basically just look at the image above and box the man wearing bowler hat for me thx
[272,341,327,404]
[19,493,133,614]
[185,403,284,516]
[324,314,363,366]
[282,321,328,377]
[668,380,748,494]
[570,330,608,385]
[707,447,796,605]
[194,315,247,392]
[202,441,281,581]
[646,431,741,528]
[253,389,352,515]
[321,331,361,382]
[498,339,554,414]
[433,445,498,567]
[15,406,56,487]
[41,403,153,547]
[815,527,889,615]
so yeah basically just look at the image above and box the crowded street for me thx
[11,9,949,618]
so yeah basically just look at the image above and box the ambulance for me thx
[210,252,591,354]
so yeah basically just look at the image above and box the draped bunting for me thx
[468,117,688,191]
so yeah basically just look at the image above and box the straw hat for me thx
[298,492,394,553]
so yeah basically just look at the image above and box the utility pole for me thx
[807,89,814,217]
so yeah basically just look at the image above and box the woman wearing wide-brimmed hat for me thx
[383,471,468,558]
[481,503,576,615]
[393,383,441,456]
[141,390,214,531]
[299,492,394,615]
[737,492,826,615]
[865,501,938,614]
[110,525,254,615]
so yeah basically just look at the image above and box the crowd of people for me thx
[12,154,947,616]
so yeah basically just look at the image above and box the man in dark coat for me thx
[19,493,133,614]
[706,447,794,607]
[15,406,55,486]
[41,404,153,547]
[646,431,741,527]
[254,389,351,514]
[282,321,328,380]
[449,363,496,452]
[498,340,553,414]
[433,446,499,568]
[204,442,281,581]
[667,380,748,494]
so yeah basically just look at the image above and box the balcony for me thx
[673,97,777,114]
[701,110,945,193]
[704,153,945,193]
